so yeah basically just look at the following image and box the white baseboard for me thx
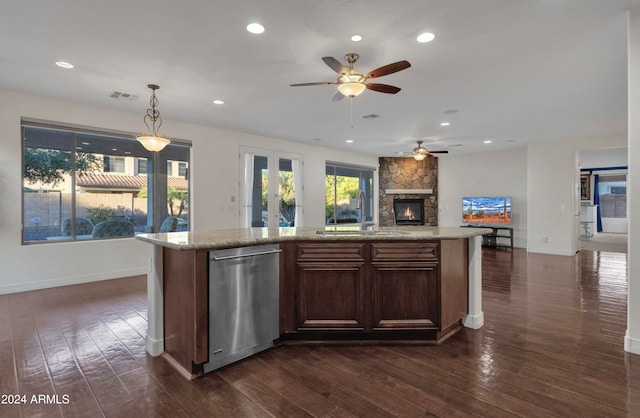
[147,335,164,357]
[0,268,146,295]
[527,247,577,256]
[462,312,484,329]
[625,330,640,355]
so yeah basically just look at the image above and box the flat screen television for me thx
[462,196,512,225]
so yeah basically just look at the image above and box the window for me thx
[325,163,375,225]
[137,158,148,174]
[598,175,627,219]
[22,119,191,243]
[103,156,125,173]
[167,161,173,176]
[178,162,188,177]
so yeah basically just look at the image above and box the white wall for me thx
[527,134,626,255]
[580,147,628,169]
[0,89,378,294]
[438,148,528,248]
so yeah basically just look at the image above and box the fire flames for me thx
[403,205,415,220]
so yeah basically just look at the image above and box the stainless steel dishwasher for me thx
[203,244,281,373]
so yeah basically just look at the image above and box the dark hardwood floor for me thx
[1,248,639,417]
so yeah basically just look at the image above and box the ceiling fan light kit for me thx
[290,52,411,100]
[411,140,448,160]
[338,81,366,97]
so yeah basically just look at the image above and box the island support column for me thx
[146,244,164,356]
[462,235,484,329]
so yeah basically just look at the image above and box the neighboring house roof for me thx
[76,173,187,190]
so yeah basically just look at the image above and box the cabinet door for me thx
[371,262,439,330]
[296,262,365,330]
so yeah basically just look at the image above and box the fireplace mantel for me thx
[385,188,433,195]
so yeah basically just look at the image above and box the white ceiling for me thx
[1,0,638,157]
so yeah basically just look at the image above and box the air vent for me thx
[109,91,139,101]
[362,114,380,119]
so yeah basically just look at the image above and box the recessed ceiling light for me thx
[440,122,450,126]
[346,139,354,143]
[112,148,118,151]
[483,140,492,144]
[246,23,265,34]
[213,99,224,105]
[417,32,435,43]
[55,61,74,69]
[82,142,90,145]
[351,34,362,42]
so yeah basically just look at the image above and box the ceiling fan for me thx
[290,53,411,101]
[412,140,448,160]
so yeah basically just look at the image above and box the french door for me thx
[240,147,303,228]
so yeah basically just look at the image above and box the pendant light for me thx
[136,84,170,152]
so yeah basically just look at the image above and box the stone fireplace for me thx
[379,157,438,226]
[393,198,425,225]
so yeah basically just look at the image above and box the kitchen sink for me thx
[315,229,410,236]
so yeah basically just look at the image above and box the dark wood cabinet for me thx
[371,261,439,330]
[295,243,366,331]
[370,242,440,330]
[284,240,466,340]
[297,261,366,330]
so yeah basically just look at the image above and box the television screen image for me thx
[462,196,512,224]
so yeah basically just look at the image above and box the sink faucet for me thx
[357,190,374,230]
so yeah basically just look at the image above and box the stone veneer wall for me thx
[379,156,438,226]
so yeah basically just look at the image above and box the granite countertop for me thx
[135,226,493,251]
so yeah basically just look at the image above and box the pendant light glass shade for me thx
[136,84,171,152]
[136,134,171,152]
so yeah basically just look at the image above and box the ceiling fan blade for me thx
[365,60,411,79]
[366,83,401,94]
[290,81,337,87]
[428,150,449,154]
[331,91,344,102]
[322,57,346,74]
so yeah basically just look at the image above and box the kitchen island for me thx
[136,226,491,378]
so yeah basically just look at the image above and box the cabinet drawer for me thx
[297,243,365,261]
[371,242,439,261]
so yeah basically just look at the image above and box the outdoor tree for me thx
[325,175,359,220]
[23,148,101,187]
[138,186,188,217]
[261,171,297,224]
[168,187,188,217]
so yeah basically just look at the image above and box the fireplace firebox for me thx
[393,198,425,225]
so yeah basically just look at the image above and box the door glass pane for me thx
[278,158,295,226]
[245,155,268,227]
